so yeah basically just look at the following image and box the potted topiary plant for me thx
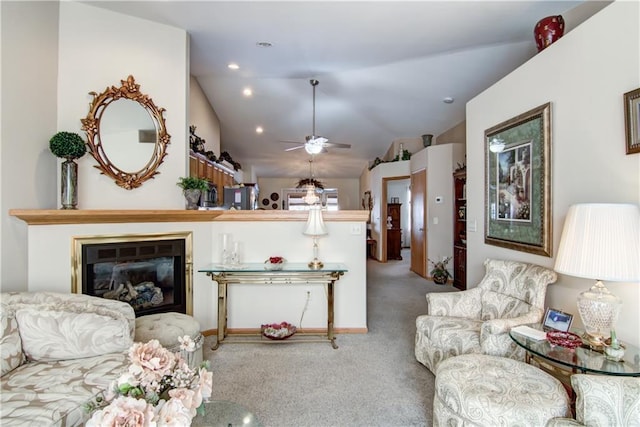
[177,177,210,210]
[49,131,87,209]
[429,256,452,285]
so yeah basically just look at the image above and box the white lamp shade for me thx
[303,206,328,236]
[554,203,640,282]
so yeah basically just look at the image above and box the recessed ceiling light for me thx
[228,63,239,70]
[243,88,253,97]
[256,41,273,48]
[256,126,264,134]
[443,97,454,104]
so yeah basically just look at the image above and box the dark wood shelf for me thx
[453,171,467,290]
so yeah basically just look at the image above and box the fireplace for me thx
[72,232,193,316]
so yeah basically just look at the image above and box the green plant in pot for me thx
[429,256,452,285]
[177,177,209,210]
[49,131,87,210]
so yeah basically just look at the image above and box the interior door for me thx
[411,169,426,277]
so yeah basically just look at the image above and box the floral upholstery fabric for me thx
[0,304,24,376]
[434,354,570,427]
[2,292,136,339]
[546,375,640,427]
[415,315,482,372]
[415,258,557,373]
[15,303,132,361]
[1,352,128,427]
[0,292,135,427]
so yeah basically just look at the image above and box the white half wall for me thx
[25,219,367,332]
[466,2,640,347]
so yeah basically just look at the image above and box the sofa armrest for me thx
[426,287,482,318]
[2,292,135,362]
[571,374,640,426]
[2,292,135,340]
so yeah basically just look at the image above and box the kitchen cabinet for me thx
[188,151,237,205]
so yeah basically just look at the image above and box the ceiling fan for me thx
[281,79,351,154]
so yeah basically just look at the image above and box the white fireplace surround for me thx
[16,210,368,335]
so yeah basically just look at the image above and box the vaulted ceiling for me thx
[88,1,608,179]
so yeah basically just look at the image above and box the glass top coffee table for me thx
[510,324,640,376]
[192,400,262,427]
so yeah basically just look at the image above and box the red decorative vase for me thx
[534,15,565,52]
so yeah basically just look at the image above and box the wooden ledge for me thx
[9,209,370,225]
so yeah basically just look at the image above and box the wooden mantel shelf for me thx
[9,209,369,225]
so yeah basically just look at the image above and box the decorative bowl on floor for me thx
[261,322,297,340]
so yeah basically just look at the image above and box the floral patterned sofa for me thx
[0,292,135,426]
[415,258,557,374]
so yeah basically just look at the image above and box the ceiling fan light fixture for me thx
[305,142,323,155]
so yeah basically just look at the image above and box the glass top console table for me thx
[198,263,348,349]
[510,324,640,377]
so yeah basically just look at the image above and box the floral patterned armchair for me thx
[415,258,557,374]
[546,375,640,426]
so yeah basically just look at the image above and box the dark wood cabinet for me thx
[387,203,402,260]
[453,171,466,290]
[188,151,236,205]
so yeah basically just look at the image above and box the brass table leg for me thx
[328,280,338,349]
[214,280,227,350]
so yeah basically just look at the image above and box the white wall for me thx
[410,143,465,274]
[466,2,640,347]
[25,219,367,332]
[57,2,189,209]
[1,1,59,292]
[369,160,410,259]
[189,76,221,156]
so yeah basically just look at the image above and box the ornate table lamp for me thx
[303,205,328,269]
[554,203,640,347]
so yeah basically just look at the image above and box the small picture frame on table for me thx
[542,308,573,332]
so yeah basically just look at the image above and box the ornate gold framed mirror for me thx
[81,75,170,190]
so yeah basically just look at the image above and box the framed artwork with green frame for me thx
[484,102,552,257]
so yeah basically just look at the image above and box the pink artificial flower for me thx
[128,340,176,386]
[85,396,157,427]
[155,397,195,426]
[168,388,199,412]
[178,335,196,352]
[196,367,213,403]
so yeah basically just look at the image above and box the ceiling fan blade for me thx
[279,140,305,144]
[324,142,351,149]
[284,145,305,152]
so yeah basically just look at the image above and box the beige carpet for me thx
[203,249,458,426]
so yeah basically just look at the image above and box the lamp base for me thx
[580,331,606,350]
[308,259,324,270]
